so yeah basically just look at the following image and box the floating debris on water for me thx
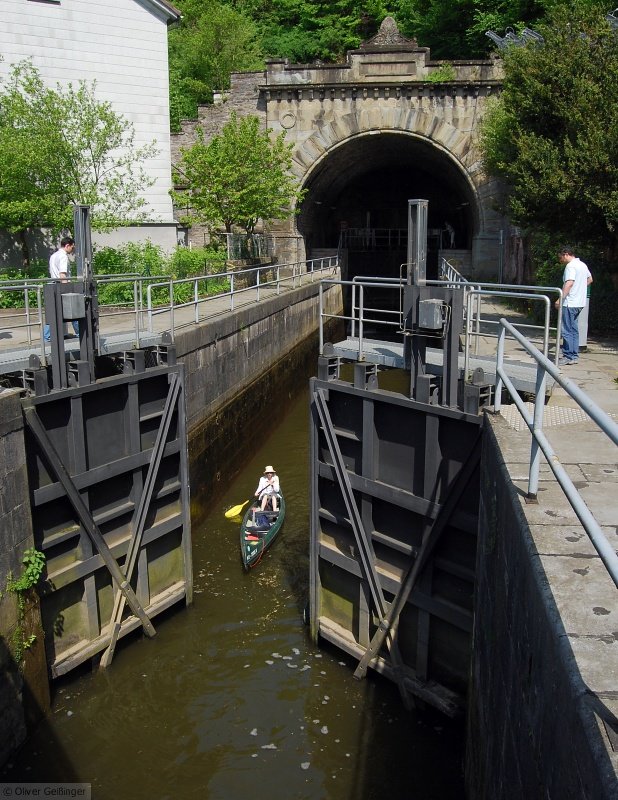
[250,729,258,736]
[272,652,281,658]
[261,743,277,750]
[282,656,292,660]
[287,663,298,669]
[301,762,310,770]
[321,726,328,734]
[292,647,300,655]
[300,664,311,671]
[265,659,274,665]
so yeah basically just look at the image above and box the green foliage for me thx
[5,547,45,666]
[0,61,157,259]
[172,113,304,234]
[0,261,48,309]
[393,0,551,58]
[8,548,46,593]
[169,0,264,130]
[233,0,387,61]
[90,243,229,307]
[426,63,457,82]
[480,2,618,258]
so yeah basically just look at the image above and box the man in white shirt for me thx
[43,237,78,341]
[554,247,592,365]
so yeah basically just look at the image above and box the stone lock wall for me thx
[0,390,50,768]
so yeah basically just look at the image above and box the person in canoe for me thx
[255,465,280,512]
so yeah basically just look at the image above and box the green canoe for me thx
[240,493,285,570]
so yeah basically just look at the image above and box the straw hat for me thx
[264,465,275,474]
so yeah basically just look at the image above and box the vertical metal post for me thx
[134,280,140,349]
[494,324,506,413]
[318,284,324,354]
[194,279,199,324]
[407,199,428,286]
[359,285,365,361]
[73,205,93,280]
[528,362,547,499]
[169,280,174,338]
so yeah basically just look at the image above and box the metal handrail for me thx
[0,284,44,348]
[494,318,618,589]
[437,257,563,362]
[146,256,339,338]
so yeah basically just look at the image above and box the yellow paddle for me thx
[224,500,250,519]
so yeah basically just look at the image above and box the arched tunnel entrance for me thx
[296,132,477,282]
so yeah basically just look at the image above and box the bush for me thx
[0,261,48,309]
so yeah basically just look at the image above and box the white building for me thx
[0,0,181,254]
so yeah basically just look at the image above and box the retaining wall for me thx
[0,390,49,768]
[466,415,618,798]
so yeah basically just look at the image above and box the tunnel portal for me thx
[297,132,477,281]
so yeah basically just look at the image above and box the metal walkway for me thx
[328,336,552,394]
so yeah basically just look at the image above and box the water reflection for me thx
[3,384,464,799]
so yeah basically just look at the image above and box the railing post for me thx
[147,285,153,333]
[134,280,140,348]
[194,279,199,324]
[37,288,45,355]
[494,323,506,413]
[169,280,174,339]
[358,285,365,361]
[277,264,281,295]
[319,283,324,354]
[527,361,547,499]
[464,291,473,382]
[24,286,32,346]
[230,273,235,311]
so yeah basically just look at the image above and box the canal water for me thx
[3,383,465,799]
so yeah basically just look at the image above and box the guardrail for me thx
[0,284,45,349]
[320,272,558,368]
[0,258,338,357]
[438,258,563,364]
[146,256,338,339]
[494,317,618,589]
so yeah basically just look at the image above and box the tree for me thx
[392,0,550,58]
[168,0,264,131]
[0,61,157,266]
[172,113,304,234]
[480,2,618,258]
[232,0,387,62]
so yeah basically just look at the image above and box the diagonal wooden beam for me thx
[354,428,482,680]
[23,404,156,638]
[313,388,412,708]
[100,373,181,668]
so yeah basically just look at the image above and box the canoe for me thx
[240,493,285,569]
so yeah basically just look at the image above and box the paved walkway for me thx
[492,329,618,777]
[0,267,337,374]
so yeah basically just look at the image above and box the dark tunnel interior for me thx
[296,132,477,281]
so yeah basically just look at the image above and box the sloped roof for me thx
[143,0,182,24]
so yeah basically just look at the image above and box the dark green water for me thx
[3,385,465,800]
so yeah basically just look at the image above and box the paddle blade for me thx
[225,500,249,519]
